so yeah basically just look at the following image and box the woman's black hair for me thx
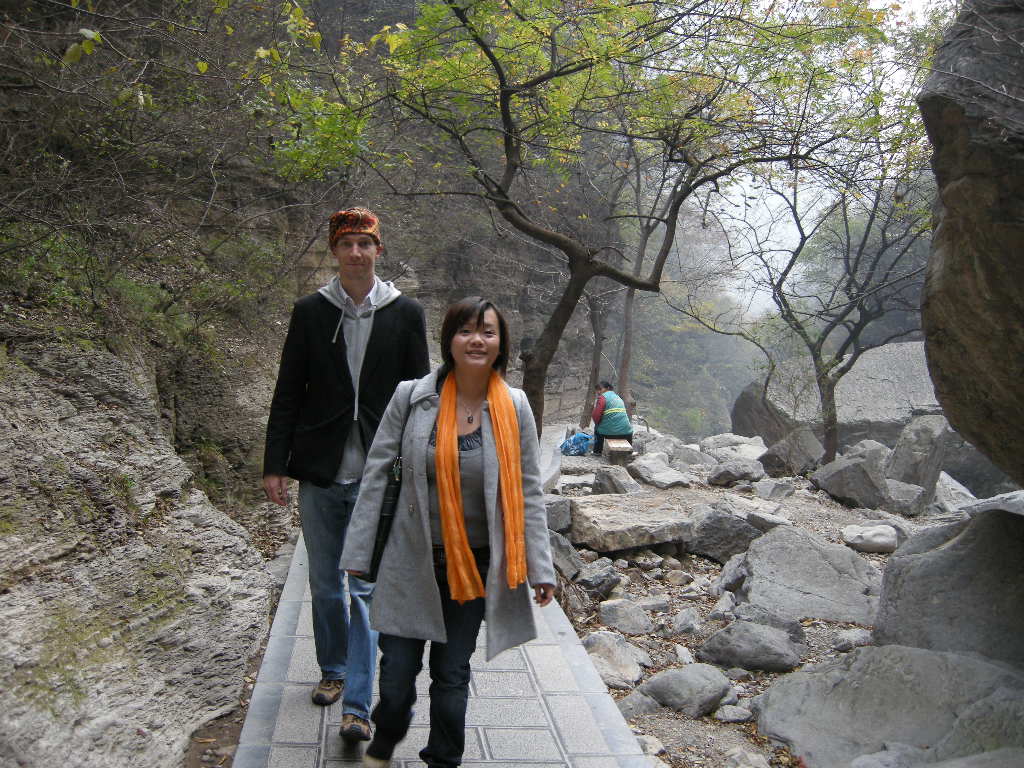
[597,380,614,390]
[437,296,509,382]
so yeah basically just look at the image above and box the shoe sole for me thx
[340,726,372,742]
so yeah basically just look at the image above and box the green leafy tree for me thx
[314,0,893,429]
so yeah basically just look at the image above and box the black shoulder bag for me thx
[362,384,413,583]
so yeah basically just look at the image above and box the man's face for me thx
[332,233,382,282]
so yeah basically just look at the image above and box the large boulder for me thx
[696,621,804,672]
[627,453,695,489]
[569,494,693,552]
[685,504,762,564]
[700,433,767,462]
[917,0,1024,489]
[885,415,952,492]
[758,427,824,478]
[639,665,731,717]
[727,526,881,625]
[874,495,1024,671]
[811,456,891,510]
[731,348,1019,496]
[752,645,1024,768]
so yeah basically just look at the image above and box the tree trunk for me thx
[520,267,595,435]
[617,286,637,417]
[581,295,606,428]
[817,375,840,463]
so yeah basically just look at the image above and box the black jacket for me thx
[263,291,430,486]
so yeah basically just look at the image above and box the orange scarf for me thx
[436,370,527,603]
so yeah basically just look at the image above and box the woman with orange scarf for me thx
[340,297,555,768]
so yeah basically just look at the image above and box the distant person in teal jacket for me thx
[590,381,633,455]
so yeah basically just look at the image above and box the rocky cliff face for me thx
[917,0,1024,488]
[0,333,275,767]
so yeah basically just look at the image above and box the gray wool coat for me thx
[339,369,556,661]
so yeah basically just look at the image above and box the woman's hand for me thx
[533,583,555,606]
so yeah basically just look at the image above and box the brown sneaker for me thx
[340,713,372,742]
[311,678,343,706]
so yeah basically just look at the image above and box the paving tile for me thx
[296,601,314,637]
[287,637,323,683]
[471,645,528,670]
[270,599,303,638]
[561,644,611,693]
[465,697,549,727]
[572,757,622,768]
[271,686,323,744]
[484,728,563,761]
[471,670,536,698]
[322,728,369,762]
[257,634,298,684]
[390,725,484,759]
[525,645,580,693]
[545,695,608,755]
[233,744,270,768]
[239,682,285,745]
[583,694,644,756]
[267,744,320,768]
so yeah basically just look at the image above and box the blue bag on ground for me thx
[560,432,593,456]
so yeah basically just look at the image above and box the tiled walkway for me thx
[235,425,648,768]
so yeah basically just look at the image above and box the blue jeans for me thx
[299,480,377,719]
[367,550,488,768]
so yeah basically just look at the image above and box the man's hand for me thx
[533,583,555,607]
[263,474,290,506]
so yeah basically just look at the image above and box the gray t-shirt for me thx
[426,425,488,547]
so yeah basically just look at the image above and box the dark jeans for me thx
[593,431,633,455]
[366,548,489,768]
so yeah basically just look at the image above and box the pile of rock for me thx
[547,421,1024,767]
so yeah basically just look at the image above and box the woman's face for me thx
[451,308,501,373]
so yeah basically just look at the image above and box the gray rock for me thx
[929,471,977,516]
[885,415,952,497]
[841,524,899,554]
[732,603,806,643]
[874,505,1024,671]
[636,734,667,756]
[752,646,1024,768]
[672,445,719,467]
[569,495,692,552]
[640,665,731,717]
[724,748,771,768]
[549,530,586,580]
[833,628,873,652]
[685,504,762,564]
[884,479,926,517]
[697,621,804,672]
[543,493,571,532]
[675,645,695,664]
[917,0,1024,489]
[709,591,736,620]
[845,440,893,473]
[575,557,621,599]
[752,478,795,501]
[583,630,644,689]
[701,433,767,453]
[638,594,670,613]
[560,473,595,493]
[758,427,824,478]
[627,454,694,489]
[931,687,1024,762]
[811,456,891,509]
[662,607,700,636]
[709,459,766,487]
[599,599,655,635]
[928,749,1024,768]
[665,569,693,586]
[593,465,644,495]
[731,526,881,624]
[849,743,931,768]
[715,705,754,723]
[616,690,660,718]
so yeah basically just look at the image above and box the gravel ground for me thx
[556,454,913,768]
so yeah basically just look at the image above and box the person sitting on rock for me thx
[590,380,633,456]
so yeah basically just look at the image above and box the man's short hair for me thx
[598,380,613,390]
[329,207,381,247]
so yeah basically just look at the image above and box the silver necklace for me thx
[458,398,483,424]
